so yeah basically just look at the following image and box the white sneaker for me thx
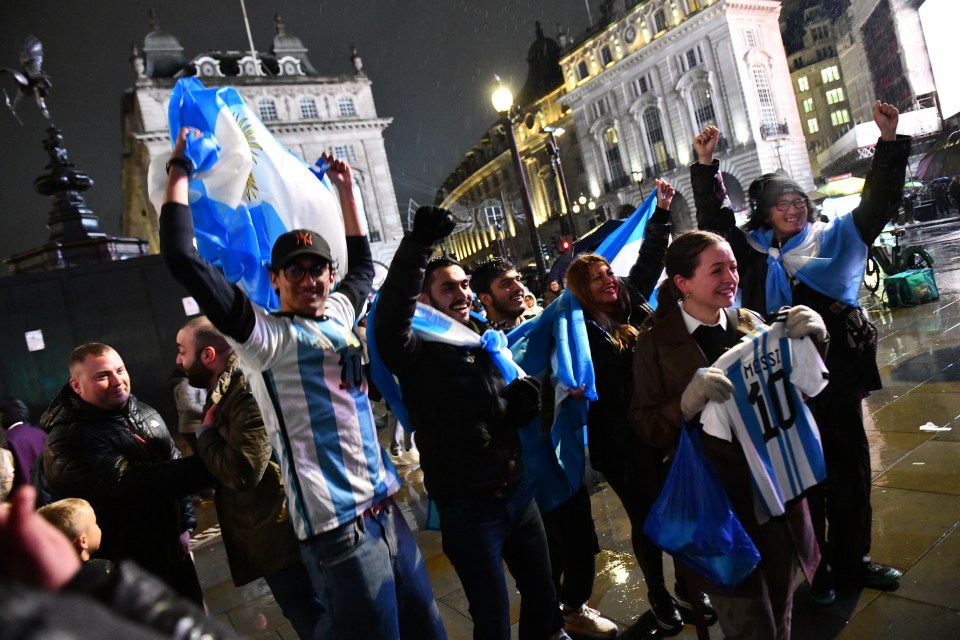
[562,603,618,639]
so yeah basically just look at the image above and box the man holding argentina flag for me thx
[160,119,445,638]
[372,206,569,640]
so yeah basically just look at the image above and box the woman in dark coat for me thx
[565,181,714,633]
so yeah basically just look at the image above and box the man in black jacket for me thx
[41,343,212,603]
[373,206,568,640]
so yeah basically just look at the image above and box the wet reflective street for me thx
[191,219,960,639]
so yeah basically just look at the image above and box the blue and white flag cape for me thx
[508,192,659,514]
[148,77,345,311]
[746,215,867,315]
[365,300,526,434]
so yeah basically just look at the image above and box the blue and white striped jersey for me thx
[701,321,828,517]
[233,291,400,539]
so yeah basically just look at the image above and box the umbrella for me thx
[916,133,960,181]
[546,219,624,284]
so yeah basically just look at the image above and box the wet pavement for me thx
[191,219,960,639]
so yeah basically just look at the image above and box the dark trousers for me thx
[264,563,325,640]
[541,484,599,608]
[437,486,562,640]
[808,396,873,572]
[602,451,681,593]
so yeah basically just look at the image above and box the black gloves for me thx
[411,206,455,246]
[501,376,542,429]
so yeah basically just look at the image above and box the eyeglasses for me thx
[774,198,808,212]
[282,263,329,282]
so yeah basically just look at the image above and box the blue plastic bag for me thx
[644,427,760,589]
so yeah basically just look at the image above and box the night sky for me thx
[0,0,594,262]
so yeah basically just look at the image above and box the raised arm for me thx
[373,207,454,372]
[323,152,374,316]
[160,128,255,342]
[627,179,673,300]
[690,125,738,238]
[852,101,911,245]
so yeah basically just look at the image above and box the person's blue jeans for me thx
[263,562,325,640]
[436,486,562,640]
[299,498,446,640]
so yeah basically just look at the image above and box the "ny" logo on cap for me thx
[295,231,313,247]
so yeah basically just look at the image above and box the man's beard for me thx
[183,359,213,389]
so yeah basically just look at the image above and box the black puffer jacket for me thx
[40,387,211,581]
[374,236,522,502]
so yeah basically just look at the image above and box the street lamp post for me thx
[631,170,645,203]
[492,76,547,291]
[544,126,578,240]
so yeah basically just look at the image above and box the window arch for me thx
[258,99,278,122]
[577,60,589,81]
[643,107,669,171]
[751,65,779,134]
[691,83,716,130]
[602,126,628,185]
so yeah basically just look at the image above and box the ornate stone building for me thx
[121,13,404,265]
[559,0,813,227]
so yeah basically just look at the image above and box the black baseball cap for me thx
[270,229,334,269]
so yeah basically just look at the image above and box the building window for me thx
[752,66,779,132]
[821,65,840,83]
[600,45,614,66]
[685,46,701,70]
[258,99,278,121]
[825,87,845,105]
[797,76,809,92]
[802,98,814,113]
[654,10,668,33]
[330,144,357,163]
[807,118,820,134]
[591,98,608,120]
[577,60,589,81]
[830,109,850,127]
[745,29,758,48]
[338,96,357,117]
[643,107,669,169]
[692,84,716,129]
[811,25,829,42]
[300,97,319,119]
[602,127,628,184]
[632,75,649,97]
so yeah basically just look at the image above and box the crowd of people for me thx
[0,100,909,640]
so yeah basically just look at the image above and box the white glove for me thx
[681,367,734,421]
[784,305,827,340]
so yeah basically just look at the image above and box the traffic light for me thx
[557,235,572,253]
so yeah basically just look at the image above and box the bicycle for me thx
[862,228,934,292]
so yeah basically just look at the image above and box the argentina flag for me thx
[507,191,660,513]
[148,77,345,310]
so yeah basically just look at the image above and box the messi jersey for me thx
[701,320,829,517]
[232,291,400,539]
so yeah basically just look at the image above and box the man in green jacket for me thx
[176,316,323,639]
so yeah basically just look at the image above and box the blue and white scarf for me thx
[747,214,868,315]
[365,300,525,433]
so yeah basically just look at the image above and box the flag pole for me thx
[239,0,260,74]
